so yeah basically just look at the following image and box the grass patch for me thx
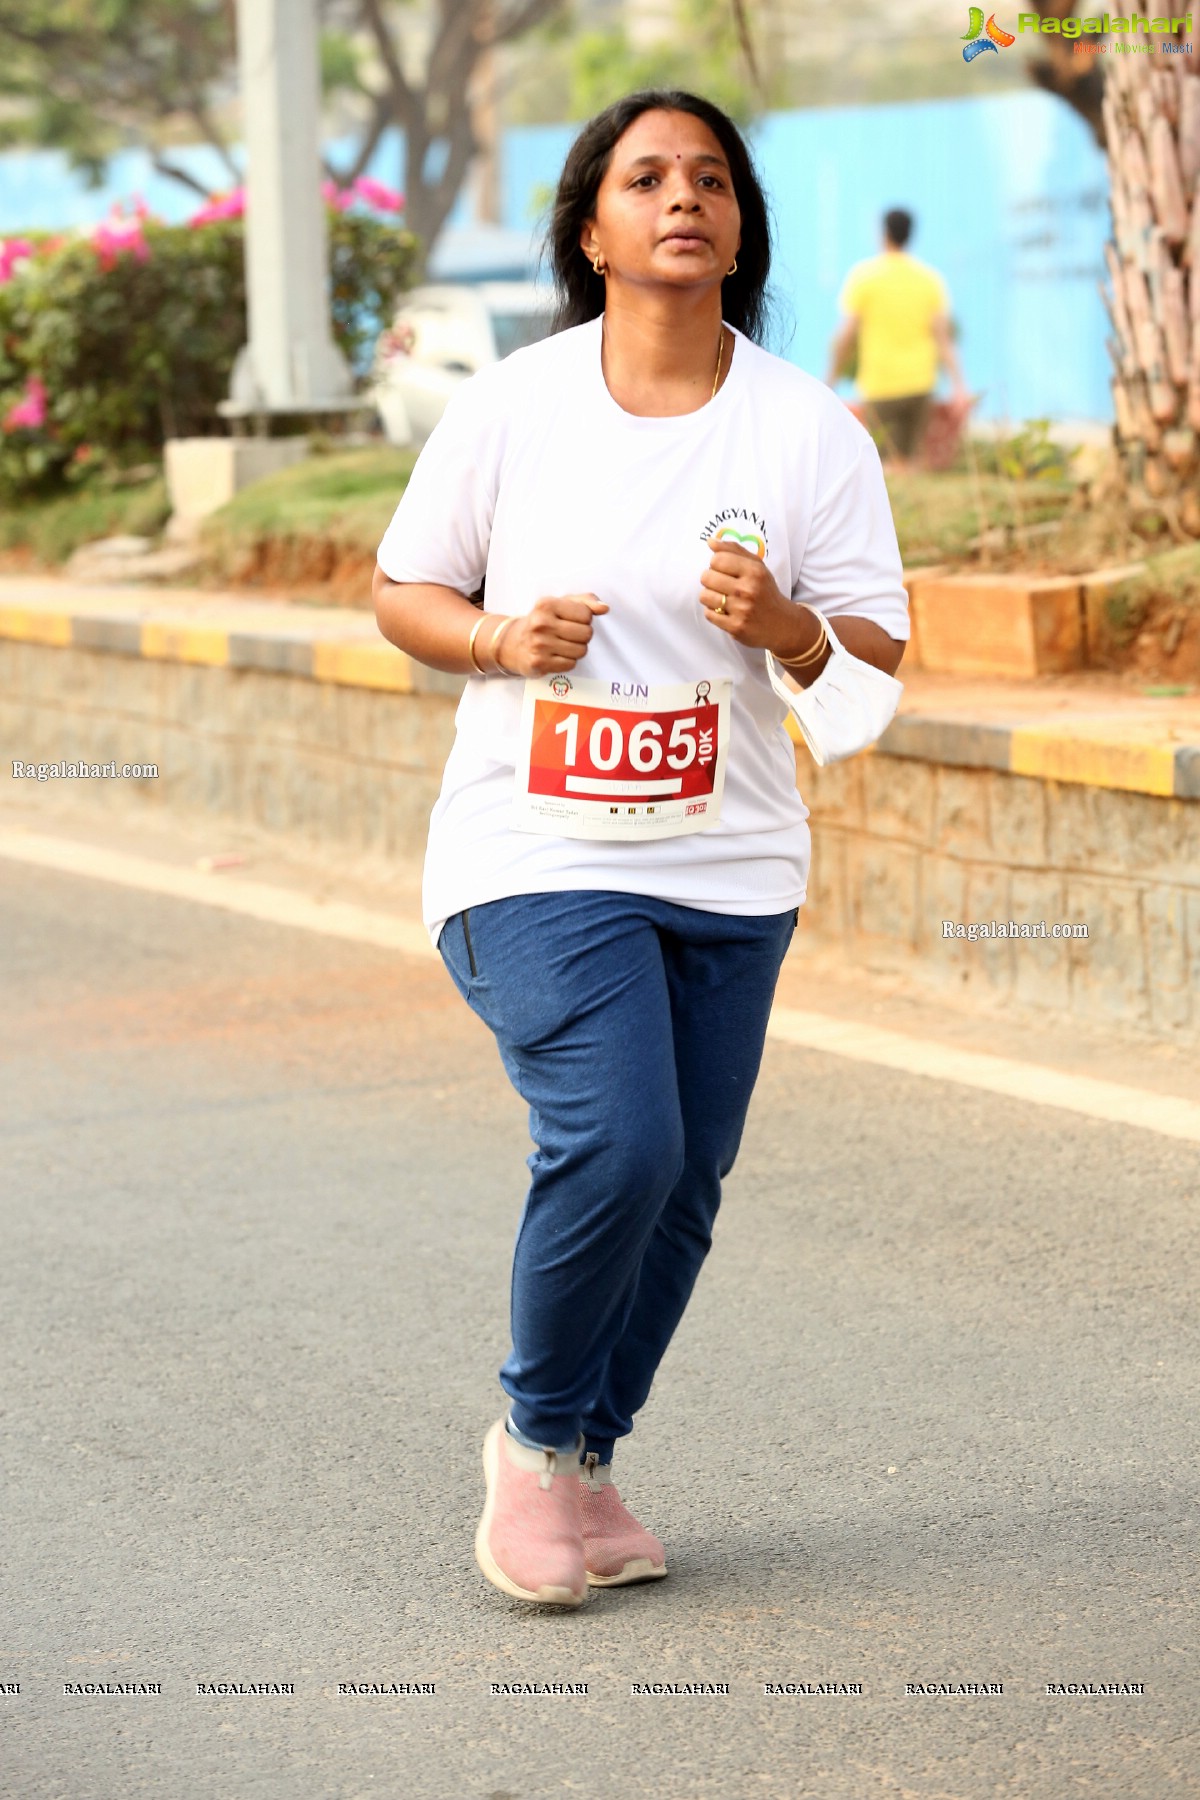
[0,476,170,566]
[885,470,1078,568]
[201,445,417,562]
[202,447,1083,580]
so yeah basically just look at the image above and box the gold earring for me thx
[726,257,738,275]
[591,252,607,275]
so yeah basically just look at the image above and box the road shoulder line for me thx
[3,825,1197,1144]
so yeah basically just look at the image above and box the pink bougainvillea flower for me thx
[187,187,246,227]
[3,375,47,432]
[350,176,405,213]
[92,207,150,271]
[0,237,36,283]
[321,179,355,211]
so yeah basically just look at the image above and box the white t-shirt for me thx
[375,314,910,945]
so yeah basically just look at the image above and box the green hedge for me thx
[0,211,418,501]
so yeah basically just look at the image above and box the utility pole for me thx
[169,0,357,537]
[228,0,354,417]
[471,0,501,226]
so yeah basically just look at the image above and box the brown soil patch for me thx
[218,535,376,608]
[1110,592,1200,686]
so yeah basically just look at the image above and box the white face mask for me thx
[765,612,903,767]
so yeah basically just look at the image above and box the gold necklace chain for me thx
[601,317,725,401]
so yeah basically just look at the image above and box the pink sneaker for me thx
[475,1419,588,1607]
[579,1453,668,1586]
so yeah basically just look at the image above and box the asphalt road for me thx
[2,859,1197,1800]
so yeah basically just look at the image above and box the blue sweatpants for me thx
[438,889,796,1461]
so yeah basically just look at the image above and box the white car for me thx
[370,282,555,446]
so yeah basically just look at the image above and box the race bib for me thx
[512,674,731,840]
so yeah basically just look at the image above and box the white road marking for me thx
[0,827,435,960]
[3,827,1198,1145]
[767,1009,1200,1146]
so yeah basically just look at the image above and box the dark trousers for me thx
[438,890,797,1459]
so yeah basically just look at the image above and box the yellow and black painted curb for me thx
[3,600,1197,802]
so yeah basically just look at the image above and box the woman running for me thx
[373,89,909,1608]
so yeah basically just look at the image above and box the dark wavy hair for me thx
[541,90,776,346]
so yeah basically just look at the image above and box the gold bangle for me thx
[777,614,829,669]
[467,614,488,674]
[487,616,515,673]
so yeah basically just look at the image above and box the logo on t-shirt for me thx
[700,506,769,558]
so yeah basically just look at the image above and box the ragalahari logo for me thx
[961,8,1016,58]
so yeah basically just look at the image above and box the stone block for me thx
[369,692,458,774]
[962,863,1015,997]
[797,753,865,831]
[878,716,1011,773]
[1186,892,1200,1017]
[933,765,992,861]
[227,632,315,679]
[227,667,305,746]
[165,436,310,527]
[410,664,467,700]
[1047,782,1196,885]
[356,762,393,861]
[72,616,151,658]
[1063,875,1150,1028]
[59,639,139,709]
[901,565,952,677]
[1079,563,1146,666]
[1009,869,1070,1013]
[803,827,849,940]
[335,685,379,760]
[188,731,241,817]
[95,652,167,724]
[847,838,920,950]
[914,852,972,994]
[1176,747,1200,801]
[253,676,342,753]
[168,661,235,737]
[861,755,936,846]
[383,769,441,862]
[13,638,69,704]
[988,773,1049,868]
[1142,886,1193,1031]
[914,574,1084,677]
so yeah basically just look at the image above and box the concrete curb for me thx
[867,714,1200,801]
[2,585,1198,802]
[0,595,459,697]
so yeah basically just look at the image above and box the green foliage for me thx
[0,0,235,184]
[509,0,782,128]
[0,212,419,501]
[984,418,1081,483]
[883,469,1077,566]
[572,4,769,123]
[200,445,417,557]
[0,472,168,565]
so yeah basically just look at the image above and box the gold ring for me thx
[715,594,728,614]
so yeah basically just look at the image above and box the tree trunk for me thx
[1105,50,1200,536]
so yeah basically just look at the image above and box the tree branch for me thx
[356,0,415,115]
[150,154,213,198]
[340,86,395,185]
[493,0,565,46]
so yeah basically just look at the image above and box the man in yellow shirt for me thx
[826,209,968,469]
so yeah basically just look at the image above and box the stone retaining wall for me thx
[3,631,1198,1039]
[1,639,458,865]
[799,752,1199,1035]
